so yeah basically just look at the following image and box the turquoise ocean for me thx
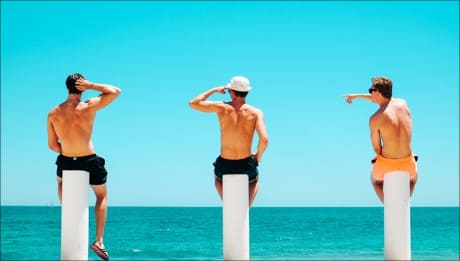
[1,206,458,260]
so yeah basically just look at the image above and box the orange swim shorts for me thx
[371,154,418,182]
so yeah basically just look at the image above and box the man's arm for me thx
[254,110,269,163]
[47,112,62,154]
[369,115,382,155]
[189,86,227,113]
[75,79,121,110]
[343,94,372,104]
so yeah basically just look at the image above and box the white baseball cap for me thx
[226,76,251,92]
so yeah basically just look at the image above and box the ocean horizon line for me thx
[1,204,458,208]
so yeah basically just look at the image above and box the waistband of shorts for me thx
[59,154,97,161]
[217,155,255,163]
[376,154,416,163]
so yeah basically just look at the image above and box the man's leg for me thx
[410,174,418,197]
[371,175,384,203]
[249,180,259,207]
[91,184,108,249]
[57,177,63,203]
[215,178,223,200]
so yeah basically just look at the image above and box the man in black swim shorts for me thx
[56,154,108,185]
[47,73,120,261]
[213,155,259,183]
[190,76,269,206]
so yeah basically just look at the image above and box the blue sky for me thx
[1,1,458,207]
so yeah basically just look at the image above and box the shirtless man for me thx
[189,76,269,207]
[344,76,418,203]
[47,73,121,261]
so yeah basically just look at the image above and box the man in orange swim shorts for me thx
[344,77,418,203]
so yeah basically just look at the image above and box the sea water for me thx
[1,206,458,260]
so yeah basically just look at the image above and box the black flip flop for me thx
[91,241,109,261]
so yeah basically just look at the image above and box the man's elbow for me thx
[48,143,58,153]
[189,100,198,109]
[113,87,121,96]
[261,136,269,147]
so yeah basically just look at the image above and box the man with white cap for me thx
[189,76,269,206]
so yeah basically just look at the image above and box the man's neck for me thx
[67,94,82,104]
[230,98,246,110]
[379,98,391,109]
[231,98,245,105]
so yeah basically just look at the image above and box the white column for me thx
[61,170,89,260]
[384,171,411,260]
[223,175,249,260]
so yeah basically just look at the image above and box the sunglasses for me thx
[368,88,378,94]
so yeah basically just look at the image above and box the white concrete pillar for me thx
[61,170,89,260]
[384,171,411,260]
[223,174,249,260]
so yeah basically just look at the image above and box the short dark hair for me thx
[65,73,85,94]
[232,90,248,98]
[372,77,392,99]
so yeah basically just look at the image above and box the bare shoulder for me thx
[221,101,235,109]
[85,97,100,106]
[213,101,233,114]
[48,105,61,118]
[76,97,99,112]
[392,98,408,107]
[244,104,263,115]
[48,106,57,115]
[370,110,383,125]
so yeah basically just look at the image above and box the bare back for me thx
[371,98,412,158]
[48,98,96,157]
[217,103,259,159]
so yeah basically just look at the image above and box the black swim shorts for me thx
[56,154,108,185]
[213,155,259,183]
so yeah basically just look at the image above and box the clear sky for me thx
[1,1,458,207]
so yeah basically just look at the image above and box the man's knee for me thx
[91,184,107,199]
[94,194,107,206]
